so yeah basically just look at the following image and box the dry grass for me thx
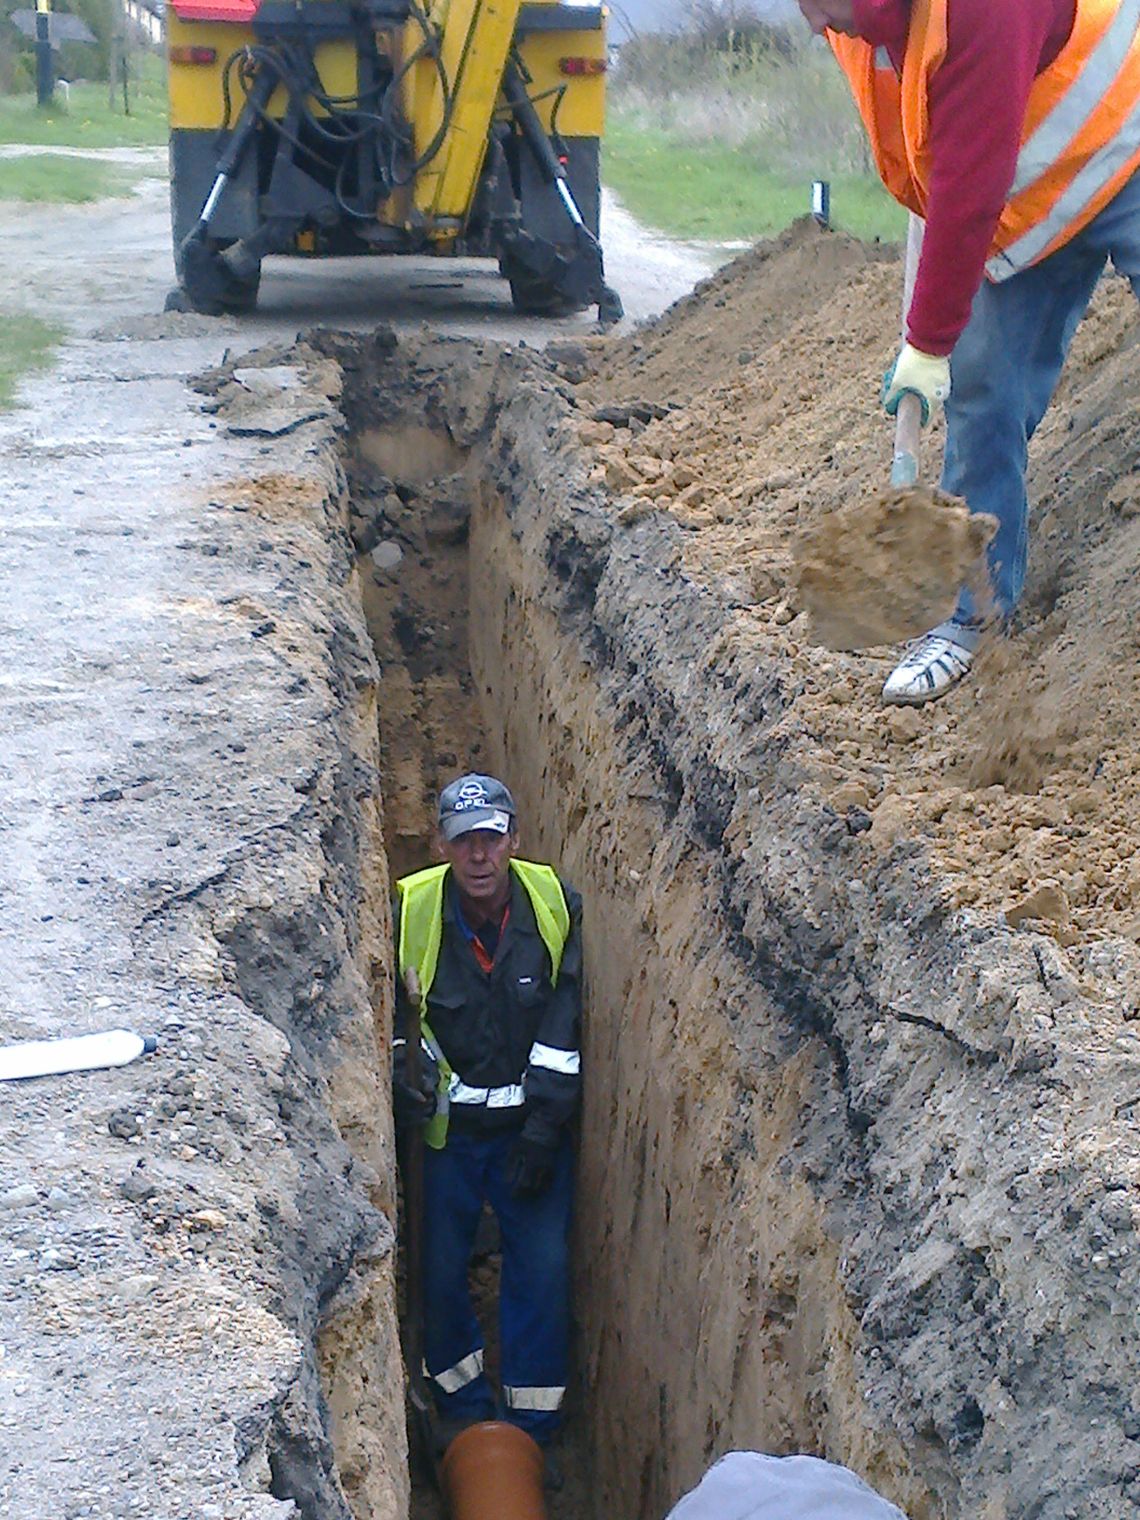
[612,28,873,175]
[606,26,902,241]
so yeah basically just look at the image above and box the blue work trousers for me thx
[940,166,1140,640]
[421,1128,573,1444]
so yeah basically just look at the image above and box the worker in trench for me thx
[392,774,583,1454]
[798,0,1140,705]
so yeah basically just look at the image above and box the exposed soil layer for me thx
[0,339,407,1520]
[301,303,1140,1520]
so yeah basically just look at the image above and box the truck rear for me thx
[165,0,621,319]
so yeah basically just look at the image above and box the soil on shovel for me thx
[792,485,997,650]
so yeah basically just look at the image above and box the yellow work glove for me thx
[881,343,951,426]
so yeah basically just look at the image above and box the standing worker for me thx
[799,0,1140,704]
[392,774,583,1452]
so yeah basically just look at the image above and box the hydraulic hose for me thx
[187,55,276,240]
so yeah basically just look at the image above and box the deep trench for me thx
[321,330,909,1520]
[204,311,1140,1520]
[282,322,1137,1520]
[346,368,598,1520]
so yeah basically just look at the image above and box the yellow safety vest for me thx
[395,859,571,1149]
[830,0,1140,280]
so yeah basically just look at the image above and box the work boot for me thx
[882,631,973,705]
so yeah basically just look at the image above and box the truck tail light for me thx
[559,56,606,76]
[169,44,218,64]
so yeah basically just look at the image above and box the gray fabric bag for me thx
[664,1452,910,1520]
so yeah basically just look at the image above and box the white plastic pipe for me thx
[0,1029,157,1083]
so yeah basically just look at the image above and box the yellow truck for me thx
[165,0,621,320]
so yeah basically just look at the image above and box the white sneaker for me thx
[882,632,973,706]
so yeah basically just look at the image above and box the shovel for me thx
[793,212,995,651]
[889,213,925,489]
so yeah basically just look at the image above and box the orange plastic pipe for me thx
[441,1422,549,1520]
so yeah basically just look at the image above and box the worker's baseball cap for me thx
[438,774,517,842]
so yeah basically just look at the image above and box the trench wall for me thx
[356,335,1140,1520]
[305,325,1140,1520]
[0,336,412,1520]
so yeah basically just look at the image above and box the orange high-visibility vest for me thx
[830,0,1140,281]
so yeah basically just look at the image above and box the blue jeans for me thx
[421,1128,573,1443]
[941,166,1140,637]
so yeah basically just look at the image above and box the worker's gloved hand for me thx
[881,342,951,426]
[392,1041,439,1129]
[506,1135,557,1198]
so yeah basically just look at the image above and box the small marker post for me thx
[811,179,831,229]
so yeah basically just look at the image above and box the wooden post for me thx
[34,0,54,109]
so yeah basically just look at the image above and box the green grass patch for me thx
[603,116,907,245]
[0,313,63,408]
[0,57,167,148]
[0,153,146,203]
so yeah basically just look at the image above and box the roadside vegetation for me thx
[605,3,907,244]
[0,55,166,149]
[0,152,151,201]
[0,313,63,408]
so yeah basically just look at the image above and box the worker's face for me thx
[441,826,518,906]
[798,0,859,36]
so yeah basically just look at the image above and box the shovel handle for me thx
[891,213,925,489]
[891,395,923,488]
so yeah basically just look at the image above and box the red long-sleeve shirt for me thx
[849,0,1077,355]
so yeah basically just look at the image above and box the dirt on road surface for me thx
[3,165,1140,1520]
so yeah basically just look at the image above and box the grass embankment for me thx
[605,27,907,245]
[0,314,63,407]
[0,55,167,149]
[0,153,149,202]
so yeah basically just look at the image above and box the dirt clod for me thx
[793,487,997,650]
[1006,880,1071,928]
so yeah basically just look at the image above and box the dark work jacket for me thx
[393,869,583,1147]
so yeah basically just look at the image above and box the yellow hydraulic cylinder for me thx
[406,0,519,235]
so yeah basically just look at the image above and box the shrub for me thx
[611,12,872,179]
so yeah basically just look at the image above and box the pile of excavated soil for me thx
[572,218,1140,966]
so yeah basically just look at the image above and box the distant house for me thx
[10,7,97,48]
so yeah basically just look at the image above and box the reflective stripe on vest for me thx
[528,1040,580,1075]
[988,91,1140,278]
[396,859,571,1150]
[831,0,1140,282]
[1010,0,1140,197]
